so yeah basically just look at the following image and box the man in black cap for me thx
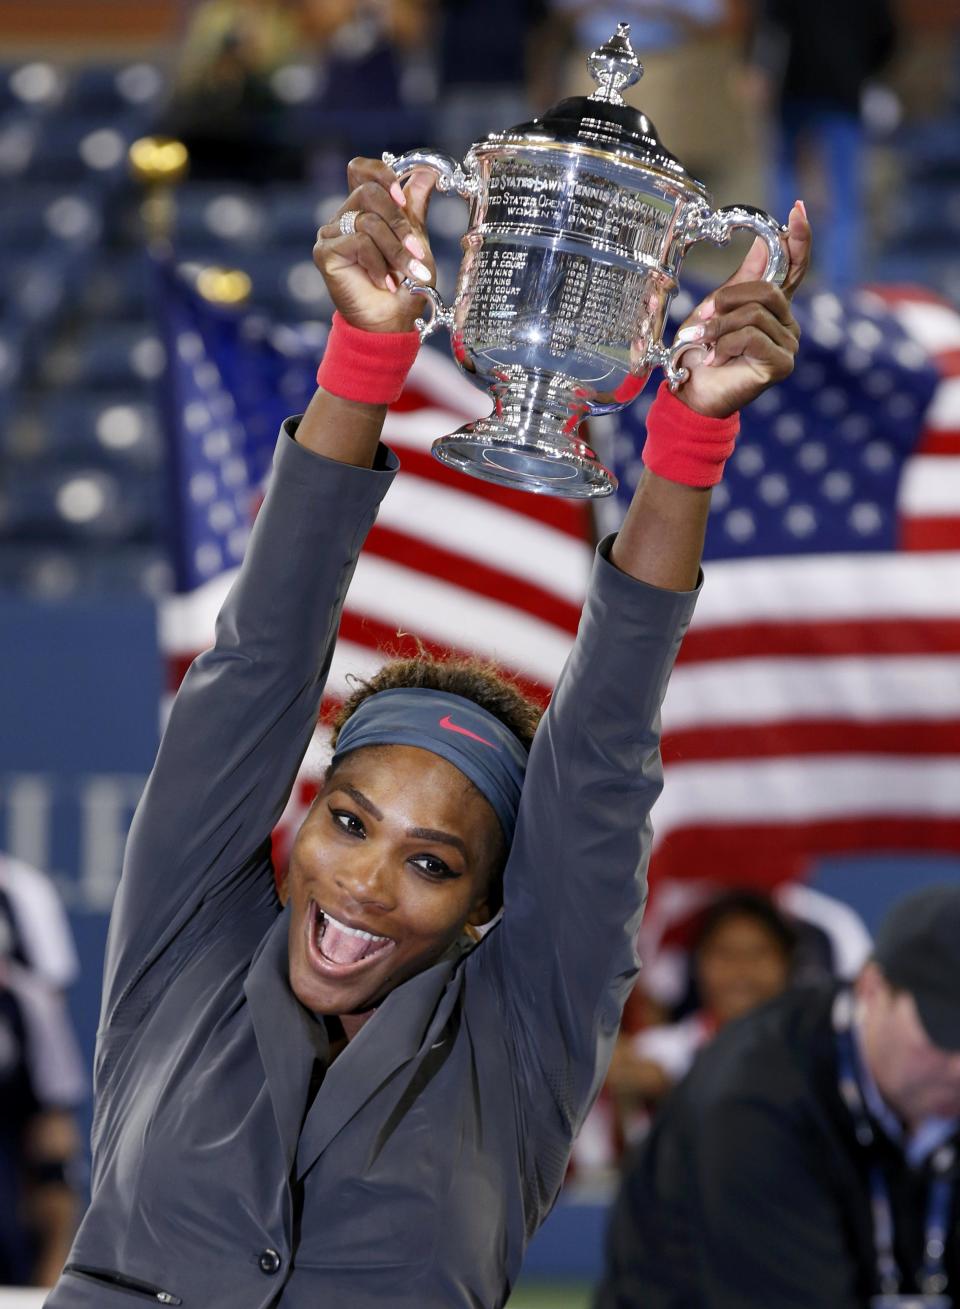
[596,884,960,1308]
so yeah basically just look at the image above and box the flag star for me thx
[821,470,853,501]
[892,339,927,370]
[193,361,221,390]
[194,542,223,576]
[809,320,844,348]
[184,401,211,434]
[709,482,731,512]
[811,292,843,320]
[797,442,828,473]
[816,387,849,417]
[177,331,203,364]
[849,502,883,535]
[862,441,894,472]
[887,393,918,420]
[724,508,755,541]
[203,428,232,460]
[227,528,249,560]
[758,473,790,506]
[733,444,764,476]
[210,391,236,419]
[221,456,247,485]
[783,504,817,537]
[850,320,884,350]
[189,472,217,504]
[774,414,805,444]
[840,414,870,442]
[208,501,236,532]
[863,370,894,397]
[842,347,872,373]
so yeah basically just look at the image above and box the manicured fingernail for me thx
[409,259,432,282]
[796,199,807,219]
[385,274,397,294]
[390,182,407,207]
[676,324,705,344]
[403,233,426,260]
[699,299,716,320]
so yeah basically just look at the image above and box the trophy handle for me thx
[382,149,479,341]
[654,201,789,390]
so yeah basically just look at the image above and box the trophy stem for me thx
[431,373,617,499]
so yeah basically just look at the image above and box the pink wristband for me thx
[316,311,421,405]
[641,381,741,488]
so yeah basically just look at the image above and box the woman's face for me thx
[284,744,501,1017]
[695,913,791,1026]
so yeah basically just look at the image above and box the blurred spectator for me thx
[745,0,899,287]
[0,854,79,993]
[547,1,760,203]
[435,0,549,155]
[0,898,85,1285]
[607,890,797,1109]
[596,884,960,1308]
[306,0,430,112]
[163,0,307,181]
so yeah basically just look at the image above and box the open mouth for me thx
[305,899,396,977]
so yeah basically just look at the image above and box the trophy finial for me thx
[587,23,643,105]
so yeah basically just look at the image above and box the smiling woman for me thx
[44,157,809,1308]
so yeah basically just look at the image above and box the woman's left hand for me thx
[674,201,812,419]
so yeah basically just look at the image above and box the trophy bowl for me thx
[385,23,788,498]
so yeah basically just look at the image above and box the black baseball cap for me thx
[873,884,960,1052]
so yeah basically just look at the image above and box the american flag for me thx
[153,261,960,884]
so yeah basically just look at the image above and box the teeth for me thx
[321,910,388,944]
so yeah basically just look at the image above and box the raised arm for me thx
[483,206,812,1165]
[103,160,436,1019]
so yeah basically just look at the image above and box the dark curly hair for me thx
[329,652,542,753]
[327,652,543,916]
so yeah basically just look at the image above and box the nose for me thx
[335,846,396,912]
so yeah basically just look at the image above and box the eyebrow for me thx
[335,784,383,822]
[406,827,468,860]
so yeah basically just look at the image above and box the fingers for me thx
[782,199,812,300]
[699,298,800,361]
[315,165,433,292]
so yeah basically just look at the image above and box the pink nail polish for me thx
[796,199,807,219]
[385,274,397,294]
[390,182,407,207]
[403,233,426,260]
[699,299,716,321]
[409,259,432,283]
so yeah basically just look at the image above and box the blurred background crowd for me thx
[1,0,959,1304]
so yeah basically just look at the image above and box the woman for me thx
[47,159,809,1307]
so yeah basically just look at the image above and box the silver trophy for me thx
[385,23,788,498]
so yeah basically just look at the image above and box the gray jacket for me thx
[46,423,697,1309]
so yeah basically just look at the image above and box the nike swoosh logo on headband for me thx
[438,714,499,749]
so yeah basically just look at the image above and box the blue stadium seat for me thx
[23,391,163,469]
[0,464,163,543]
[38,322,166,391]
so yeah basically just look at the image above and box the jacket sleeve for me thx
[476,536,698,1169]
[100,422,397,1023]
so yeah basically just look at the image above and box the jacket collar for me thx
[243,905,327,1175]
[244,905,469,1180]
[295,940,466,1179]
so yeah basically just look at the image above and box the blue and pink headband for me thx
[331,688,529,842]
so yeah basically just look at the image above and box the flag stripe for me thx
[662,719,960,763]
[900,518,960,551]
[664,655,960,727]
[364,526,584,634]
[677,617,960,663]
[655,756,960,832]
[653,819,960,886]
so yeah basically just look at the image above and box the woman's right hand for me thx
[313,156,437,334]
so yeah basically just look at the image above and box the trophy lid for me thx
[480,22,706,195]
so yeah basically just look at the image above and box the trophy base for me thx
[431,416,617,499]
